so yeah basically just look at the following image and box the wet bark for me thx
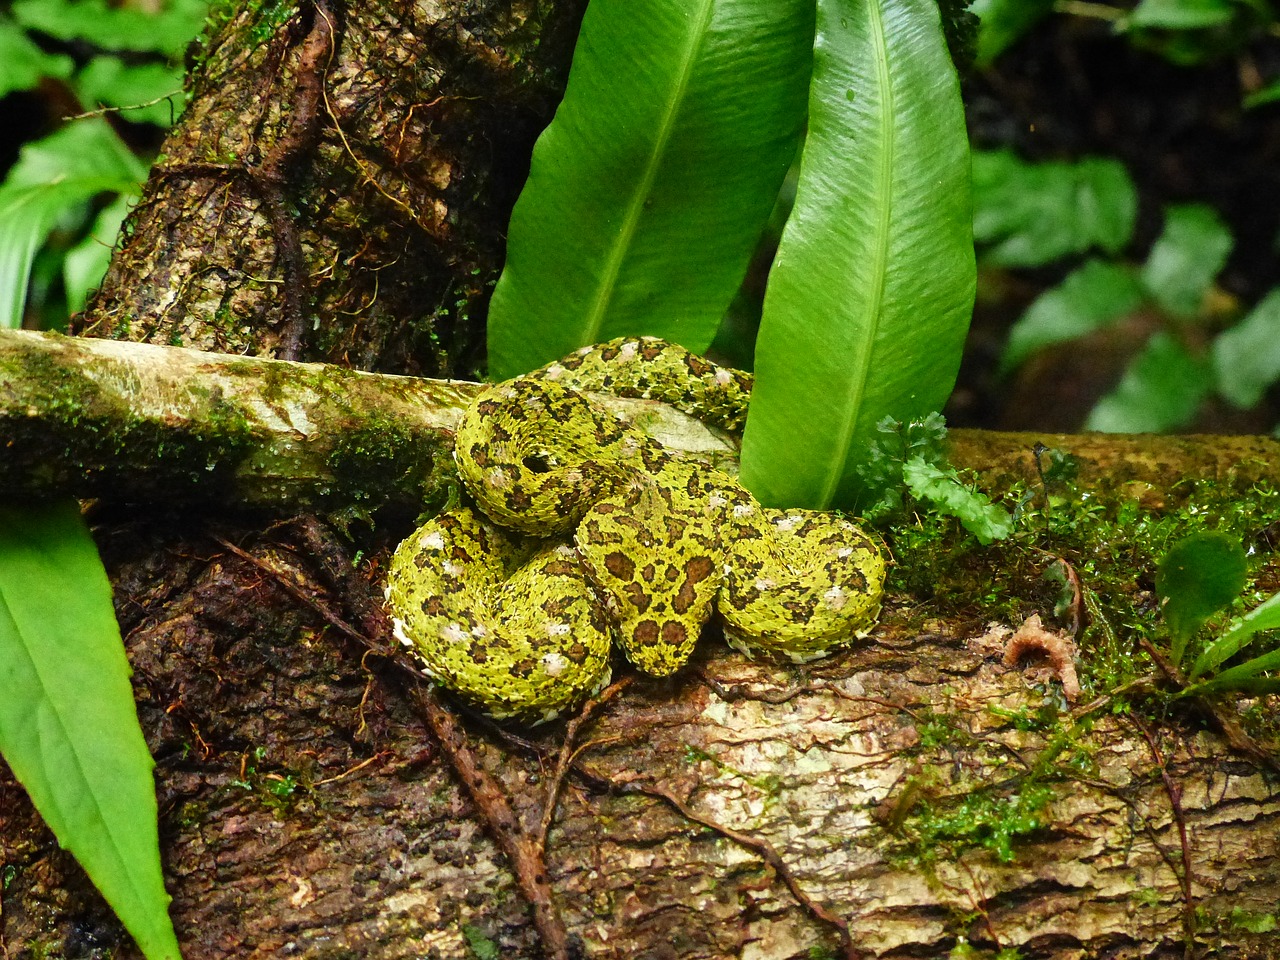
[2,2,1280,960]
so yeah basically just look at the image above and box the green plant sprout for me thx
[856,414,1013,543]
[1156,531,1280,695]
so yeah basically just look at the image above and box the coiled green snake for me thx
[384,338,885,722]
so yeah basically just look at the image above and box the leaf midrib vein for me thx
[818,0,894,507]
[579,0,717,345]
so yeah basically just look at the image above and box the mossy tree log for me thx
[3,1,1280,959]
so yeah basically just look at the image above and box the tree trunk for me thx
[3,2,1279,959]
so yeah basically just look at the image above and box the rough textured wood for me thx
[0,329,738,511]
[3,512,1279,960]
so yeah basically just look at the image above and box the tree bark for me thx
[2,2,1279,960]
[73,0,588,378]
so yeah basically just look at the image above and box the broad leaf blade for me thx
[972,150,1136,267]
[970,0,1054,65]
[1211,288,1280,409]
[0,120,146,329]
[1190,590,1280,680]
[1085,331,1211,433]
[740,0,975,510]
[487,0,813,379]
[0,502,181,960]
[1155,531,1247,667]
[1140,204,1232,320]
[74,58,187,128]
[1000,260,1145,375]
[12,0,207,57]
[0,14,74,97]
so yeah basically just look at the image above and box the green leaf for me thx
[1183,646,1280,696]
[1244,79,1280,110]
[74,58,187,128]
[1000,260,1146,375]
[462,924,503,960]
[971,150,1137,267]
[1189,590,1280,679]
[486,0,813,379]
[1140,204,1233,319]
[902,457,1013,544]
[12,0,208,57]
[1155,531,1248,666]
[1127,0,1235,29]
[0,119,145,330]
[1085,331,1210,433]
[64,196,131,315]
[0,15,74,97]
[0,502,181,960]
[739,0,975,510]
[1211,288,1280,409]
[969,0,1054,66]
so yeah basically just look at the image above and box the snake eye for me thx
[523,453,553,473]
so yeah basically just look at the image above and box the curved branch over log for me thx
[5,329,1280,515]
[0,330,738,511]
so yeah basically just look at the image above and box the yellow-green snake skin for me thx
[384,338,886,722]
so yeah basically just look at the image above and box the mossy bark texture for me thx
[2,1,1279,959]
[75,0,588,378]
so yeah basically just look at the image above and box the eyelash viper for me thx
[383,337,886,723]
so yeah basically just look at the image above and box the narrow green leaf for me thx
[0,15,74,97]
[1140,204,1233,319]
[1189,590,1280,679]
[1244,79,1280,110]
[1184,675,1280,697]
[969,0,1054,66]
[1085,331,1210,433]
[1000,260,1145,375]
[971,150,1137,267]
[902,457,1013,545]
[0,502,181,960]
[739,0,975,510]
[486,0,813,379]
[1127,0,1235,30]
[0,120,145,329]
[1183,647,1280,696]
[1155,531,1248,666]
[1211,288,1280,409]
[12,0,208,57]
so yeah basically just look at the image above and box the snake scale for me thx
[384,338,886,722]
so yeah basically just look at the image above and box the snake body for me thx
[384,338,885,722]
